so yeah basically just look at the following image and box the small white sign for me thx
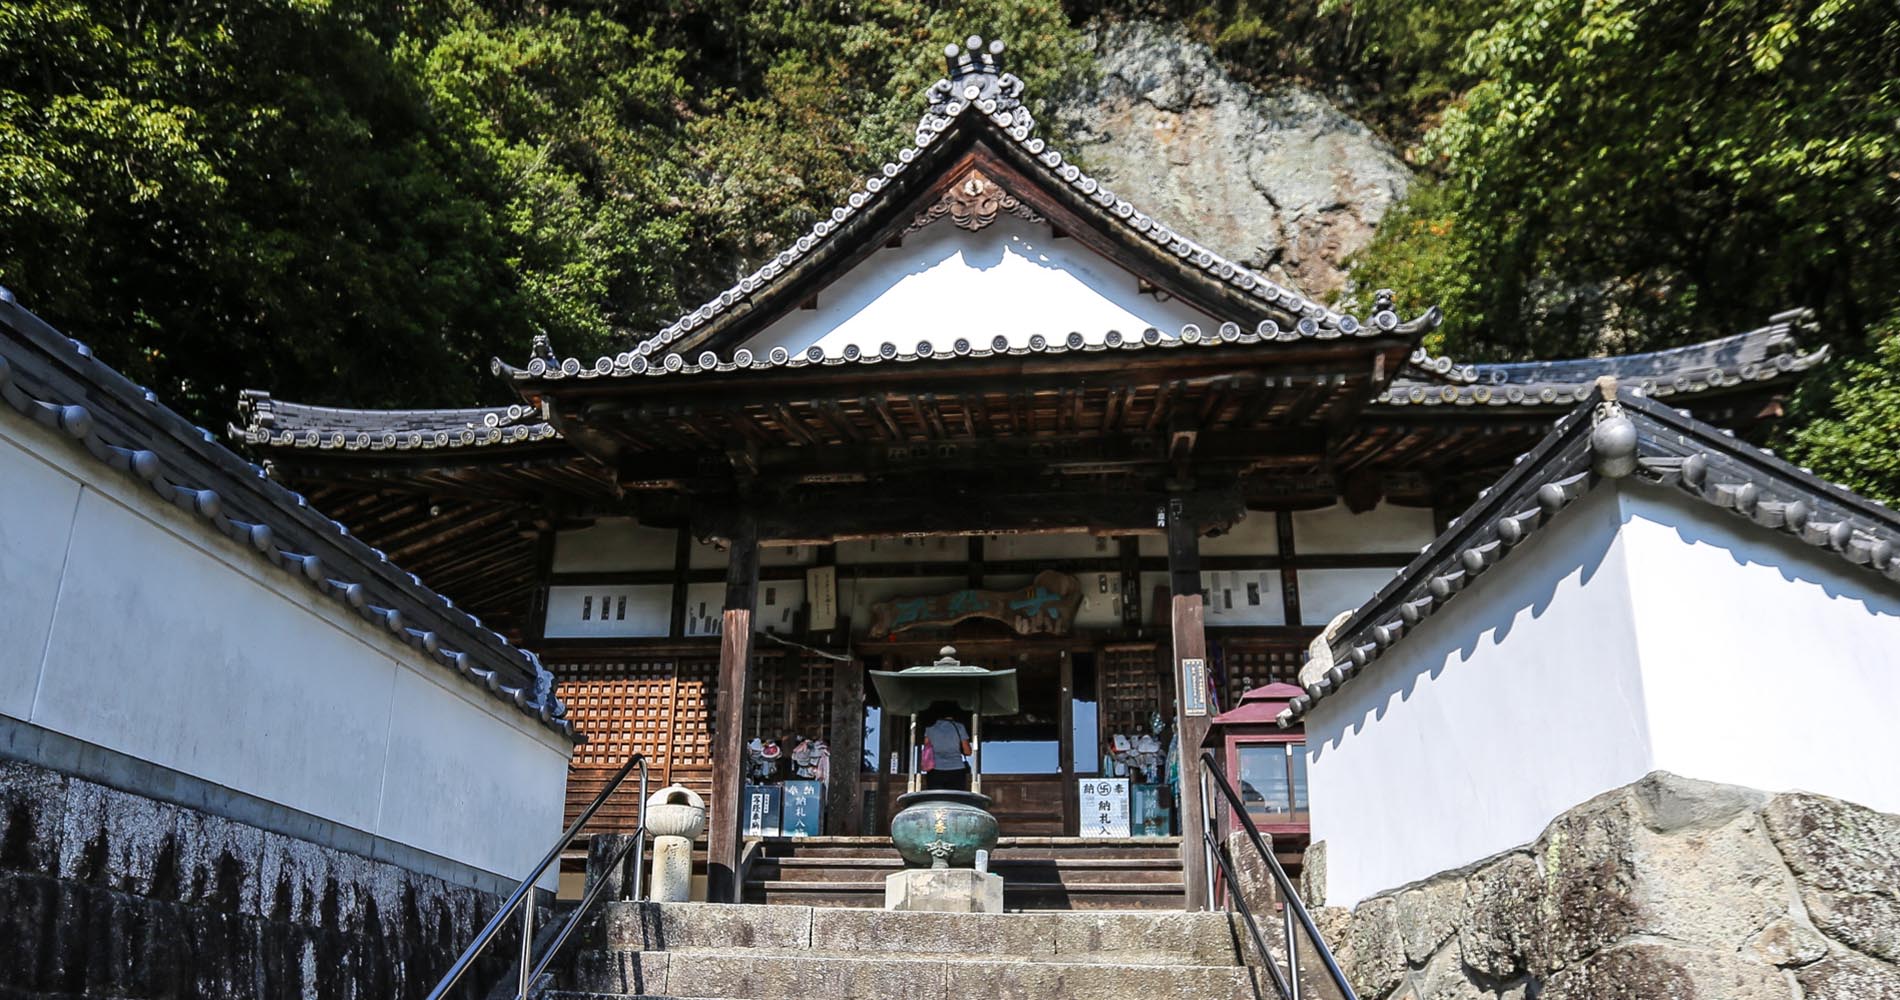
[1181,657,1208,717]
[806,564,838,631]
[1079,778,1131,837]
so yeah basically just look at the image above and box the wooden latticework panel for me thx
[1210,634,1315,710]
[551,650,739,835]
[546,648,841,835]
[669,652,718,768]
[1099,642,1165,740]
[744,652,836,744]
[558,659,677,768]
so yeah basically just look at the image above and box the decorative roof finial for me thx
[924,34,1025,123]
[944,35,1005,81]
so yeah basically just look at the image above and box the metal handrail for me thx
[425,752,650,1000]
[1198,749,1357,1000]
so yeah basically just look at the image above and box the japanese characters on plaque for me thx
[1180,657,1208,717]
[1078,778,1131,837]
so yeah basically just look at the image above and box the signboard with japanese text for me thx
[1078,778,1131,837]
[1180,657,1208,717]
[779,780,824,837]
[743,785,782,838]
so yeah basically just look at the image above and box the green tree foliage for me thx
[0,0,1086,422]
[1785,317,1900,506]
[1342,0,1899,364]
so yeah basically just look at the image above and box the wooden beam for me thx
[1165,497,1211,910]
[522,529,556,647]
[695,485,1248,545]
[1277,510,1302,627]
[707,514,760,903]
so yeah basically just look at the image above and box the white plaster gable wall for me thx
[1303,488,1655,906]
[1619,487,1900,816]
[738,215,1219,357]
[1304,481,1900,907]
[0,414,572,887]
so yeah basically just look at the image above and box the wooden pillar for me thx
[1166,496,1212,910]
[707,515,759,903]
[668,527,692,638]
[826,656,865,834]
[1058,650,1078,836]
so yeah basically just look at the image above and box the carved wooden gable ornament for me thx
[907,167,1044,235]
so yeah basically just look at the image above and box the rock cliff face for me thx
[1305,772,1900,1000]
[1053,22,1411,302]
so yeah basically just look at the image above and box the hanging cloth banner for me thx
[868,570,1082,638]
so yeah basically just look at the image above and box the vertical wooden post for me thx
[707,515,759,903]
[1166,497,1212,910]
[669,527,692,638]
[1276,510,1302,629]
[1058,649,1078,836]
[873,653,895,834]
[1118,536,1142,631]
[826,656,865,834]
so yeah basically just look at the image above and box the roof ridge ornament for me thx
[925,35,1024,121]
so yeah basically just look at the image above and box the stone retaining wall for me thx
[1310,772,1900,999]
[0,755,531,999]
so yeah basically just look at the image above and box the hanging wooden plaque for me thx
[868,570,1082,638]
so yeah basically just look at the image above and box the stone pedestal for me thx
[650,835,695,902]
[884,868,1005,913]
[645,784,708,904]
[587,833,637,901]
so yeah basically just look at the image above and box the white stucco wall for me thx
[1304,481,1900,906]
[0,413,572,887]
[1619,489,1900,816]
[1302,489,1653,905]
[739,215,1218,357]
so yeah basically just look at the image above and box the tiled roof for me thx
[231,391,559,453]
[1376,311,1825,409]
[502,36,1438,385]
[1283,371,1899,725]
[0,287,582,742]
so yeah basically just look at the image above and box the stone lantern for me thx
[644,784,707,902]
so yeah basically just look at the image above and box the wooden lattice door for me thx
[1098,641,1166,743]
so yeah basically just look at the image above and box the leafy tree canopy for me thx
[4,0,1895,505]
[1,0,1087,421]
[1341,0,1899,365]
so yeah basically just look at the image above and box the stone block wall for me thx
[1310,772,1900,1000]
[0,756,533,999]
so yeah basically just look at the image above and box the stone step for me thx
[753,856,1184,884]
[753,837,1182,861]
[743,879,1186,910]
[573,950,1260,1000]
[597,903,1239,967]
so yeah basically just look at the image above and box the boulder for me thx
[1053,21,1410,300]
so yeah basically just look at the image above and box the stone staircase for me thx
[553,901,1263,1000]
[741,836,1187,910]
